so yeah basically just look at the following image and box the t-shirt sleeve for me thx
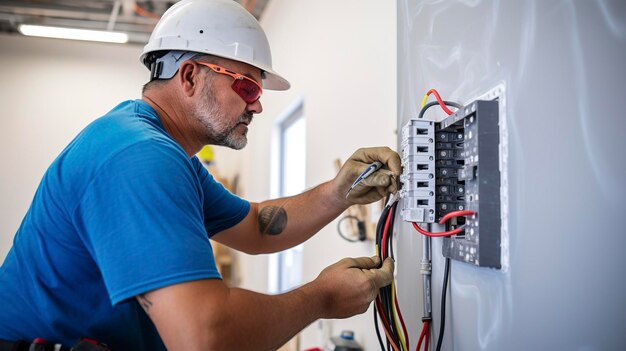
[72,140,221,306]
[191,157,250,237]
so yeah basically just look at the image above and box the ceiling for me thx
[0,0,270,45]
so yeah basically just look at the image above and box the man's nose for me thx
[247,99,262,114]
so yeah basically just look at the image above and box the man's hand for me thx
[334,147,401,205]
[314,256,394,319]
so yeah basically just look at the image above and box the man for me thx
[0,0,401,350]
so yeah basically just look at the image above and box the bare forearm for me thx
[252,180,348,252]
[215,283,324,350]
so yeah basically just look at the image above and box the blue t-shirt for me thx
[0,100,250,350]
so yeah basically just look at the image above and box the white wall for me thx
[0,34,147,261]
[236,1,397,349]
[397,1,626,350]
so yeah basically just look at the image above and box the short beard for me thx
[191,84,253,150]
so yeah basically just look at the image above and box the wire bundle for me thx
[373,199,411,351]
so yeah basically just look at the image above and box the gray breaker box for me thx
[400,119,436,223]
[400,100,501,269]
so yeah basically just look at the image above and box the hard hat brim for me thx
[259,67,290,91]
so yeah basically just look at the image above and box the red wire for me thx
[381,208,393,259]
[393,291,410,350]
[412,222,462,237]
[412,210,477,236]
[416,326,425,350]
[424,323,430,351]
[416,321,429,351]
[425,89,455,115]
[438,210,476,224]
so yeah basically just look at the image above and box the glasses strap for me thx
[150,51,199,80]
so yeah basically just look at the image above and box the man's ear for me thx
[177,61,202,97]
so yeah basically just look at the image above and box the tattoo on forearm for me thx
[258,206,288,235]
[138,294,153,314]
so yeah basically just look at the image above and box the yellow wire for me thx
[391,281,408,351]
[420,91,431,108]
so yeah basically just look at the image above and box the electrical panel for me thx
[400,99,502,269]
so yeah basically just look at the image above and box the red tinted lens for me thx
[231,78,261,103]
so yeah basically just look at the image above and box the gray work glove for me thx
[314,256,394,318]
[334,147,401,206]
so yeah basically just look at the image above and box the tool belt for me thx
[0,337,110,351]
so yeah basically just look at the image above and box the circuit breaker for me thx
[400,99,502,269]
[400,119,436,223]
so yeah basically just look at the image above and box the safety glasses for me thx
[196,62,263,104]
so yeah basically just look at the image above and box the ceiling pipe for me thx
[106,1,121,31]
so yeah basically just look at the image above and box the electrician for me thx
[0,0,401,350]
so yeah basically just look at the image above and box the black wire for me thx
[418,100,463,119]
[385,231,394,262]
[336,215,361,243]
[435,258,451,351]
[373,304,386,351]
[375,205,390,251]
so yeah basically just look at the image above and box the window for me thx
[268,99,305,294]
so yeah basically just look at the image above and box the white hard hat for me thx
[141,0,290,90]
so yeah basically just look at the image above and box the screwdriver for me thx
[346,161,383,198]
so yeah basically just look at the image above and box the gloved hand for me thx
[314,256,394,319]
[333,147,401,205]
